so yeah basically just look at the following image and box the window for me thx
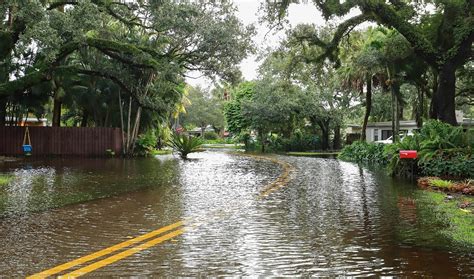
[382,130,393,140]
[374,129,379,141]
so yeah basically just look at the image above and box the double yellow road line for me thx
[28,155,294,278]
[27,221,186,278]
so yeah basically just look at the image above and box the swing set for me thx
[22,127,32,156]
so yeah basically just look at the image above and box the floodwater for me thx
[0,152,472,277]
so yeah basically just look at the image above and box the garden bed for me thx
[418,177,474,195]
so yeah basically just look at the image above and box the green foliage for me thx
[223,81,255,135]
[181,86,225,132]
[417,191,474,247]
[135,130,158,157]
[385,133,421,177]
[150,149,172,156]
[168,133,203,159]
[0,0,254,145]
[419,153,474,178]
[430,179,454,189]
[0,174,12,187]
[203,131,219,140]
[385,120,473,178]
[338,141,388,165]
[268,133,320,152]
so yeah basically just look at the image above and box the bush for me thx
[168,133,203,159]
[203,131,219,140]
[338,141,388,165]
[135,130,157,156]
[339,121,473,179]
[268,133,320,152]
[386,120,473,178]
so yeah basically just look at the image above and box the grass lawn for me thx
[202,144,243,149]
[0,174,13,186]
[151,149,173,155]
[418,191,474,247]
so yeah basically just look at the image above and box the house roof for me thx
[366,120,418,128]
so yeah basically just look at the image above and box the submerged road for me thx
[0,152,473,277]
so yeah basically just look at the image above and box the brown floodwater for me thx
[0,151,472,277]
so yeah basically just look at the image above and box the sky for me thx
[185,0,327,88]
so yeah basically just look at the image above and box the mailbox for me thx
[399,150,417,159]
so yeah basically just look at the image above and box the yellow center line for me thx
[59,228,186,278]
[27,221,185,279]
[258,161,293,199]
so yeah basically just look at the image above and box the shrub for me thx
[386,120,473,178]
[168,133,203,159]
[416,121,472,178]
[385,133,421,176]
[430,179,454,188]
[338,141,388,165]
[135,130,157,156]
[339,121,473,179]
[203,131,219,140]
[268,133,320,152]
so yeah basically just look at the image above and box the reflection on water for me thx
[0,152,472,277]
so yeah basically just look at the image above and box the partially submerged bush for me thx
[338,141,388,165]
[168,133,203,159]
[135,130,158,156]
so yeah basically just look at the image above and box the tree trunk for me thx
[415,87,424,128]
[390,81,400,143]
[80,110,88,127]
[52,79,63,127]
[387,67,401,143]
[431,64,457,125]
[333,124,341,150]
[118,90,125,155]
[317,119,330,151]
[0,98,6,126]
[201,126,205,138]
[361,75,372,142]
[52,98,61,127]
[429,70,438,119]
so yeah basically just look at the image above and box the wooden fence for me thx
[0,127,123,156]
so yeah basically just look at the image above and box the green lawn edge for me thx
[286,151,340,157]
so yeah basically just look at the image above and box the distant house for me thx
[365,120,419,142]
[187,125,215,136]
[349,116,474,143]
[345,124,362,144]
[4,116,48,127]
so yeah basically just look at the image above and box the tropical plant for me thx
[385,120,473,178]
[168,133,203,159]
[135,130,158,157]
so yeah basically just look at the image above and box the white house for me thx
[363,112,473,143]
[365,120,418,142]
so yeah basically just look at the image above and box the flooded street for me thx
[0,151,473,277]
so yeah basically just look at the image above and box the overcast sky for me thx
[185,0,327,88]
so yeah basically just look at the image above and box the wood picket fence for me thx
[0,127,123,156]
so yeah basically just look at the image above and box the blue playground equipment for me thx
[22,127,32,156]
